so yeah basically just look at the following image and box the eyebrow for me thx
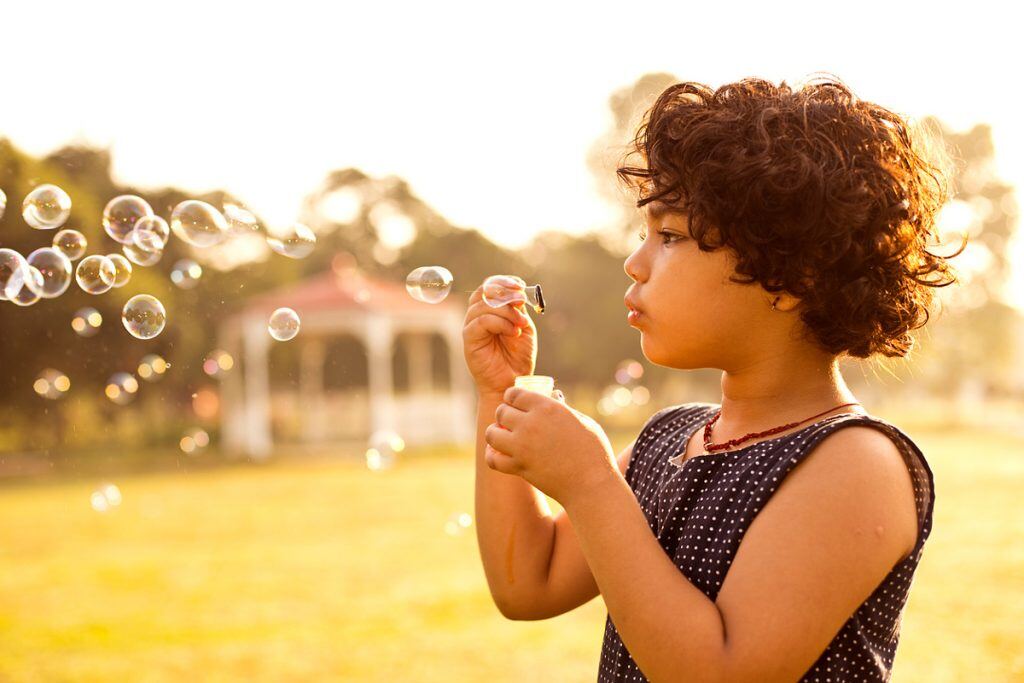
[643,200,684,221]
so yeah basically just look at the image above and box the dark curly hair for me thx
[617,73,967,359]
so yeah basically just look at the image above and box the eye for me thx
[657,229,685,245]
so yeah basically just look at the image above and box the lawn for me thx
[0,416,1021,681]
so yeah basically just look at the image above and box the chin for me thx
[639,333,704,370]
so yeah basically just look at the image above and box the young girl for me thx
[463,74,962,682]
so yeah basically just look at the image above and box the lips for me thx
[624,293,645,326]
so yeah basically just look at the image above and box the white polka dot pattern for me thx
[597,402,936,682]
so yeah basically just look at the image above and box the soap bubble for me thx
[224,203,260,234]
[405,266,454,304]
[106,253,133,288]
[122,294,166,340]
[202,349,234,378]
[614,359,645,385]
[0,188,5,219]
[33,369,71,400]
[25,248,73,298]
[170,259,202,289]
[122,242,162,267]
[170,200,228,247]
[53,229,88,260]
[22,184,72,229]
[131,215,170,252]
[0,248,29,300]
[268,307,300,341]
[179,428,210,454]
[105,372,139,405]
[76,255,117,295]
[267,223,316,259]
[103,195,153,244]
[71,307,103,337]
[137,354,168,382]
[365,430,405,471]
[482,274,546,313]
[10,268,44,306]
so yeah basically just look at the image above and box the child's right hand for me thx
[462,277,537,398]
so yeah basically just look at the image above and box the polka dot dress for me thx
[597,402,936,682]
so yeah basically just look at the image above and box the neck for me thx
[712,350,861,446]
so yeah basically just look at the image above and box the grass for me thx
[0,415,1022,681]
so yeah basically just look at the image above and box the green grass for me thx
[0,418,1021,681]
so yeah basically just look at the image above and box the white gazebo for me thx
[218,264,474,458]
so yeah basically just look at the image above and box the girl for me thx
[463,74,962,682]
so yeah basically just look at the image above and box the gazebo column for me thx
[365,314,396,439]
[445,313,476,444]
[300,337,327,443]
[243,314,273,459]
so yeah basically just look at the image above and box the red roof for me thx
[237,266,464,316]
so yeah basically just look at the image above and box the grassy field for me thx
[0,416,1022,682]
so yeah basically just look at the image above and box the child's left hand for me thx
[484,386,619,506]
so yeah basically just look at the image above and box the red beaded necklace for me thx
[702,402,863,453]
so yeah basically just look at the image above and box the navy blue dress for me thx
[597,402,936,682]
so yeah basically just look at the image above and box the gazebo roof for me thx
[235,265,464,317]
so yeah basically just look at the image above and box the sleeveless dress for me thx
[597,402,936,682]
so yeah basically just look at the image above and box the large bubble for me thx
[266,223,316,259]
[170,200,228,248]
[52,229,88,261]
[131,215,170,252]
[25,248,73,298]
[105,372,139,405]
[22,184,72,230]
[122,294,166,340]
[106,253,133,288]
[170,259,202,289]
[11,267,44,306]
[103,195,153,245]
[0,248,29,300]
[224,203,260,234]
[71,307,103,337]
[76,255,117,295]
[268,307,300,341]
[406,266,454,304]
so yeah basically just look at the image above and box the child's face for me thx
[623,202,786,371]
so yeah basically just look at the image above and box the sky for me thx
[1,0,1021,309]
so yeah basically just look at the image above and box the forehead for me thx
[643,200,687,221]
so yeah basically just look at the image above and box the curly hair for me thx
[617,73,967,359]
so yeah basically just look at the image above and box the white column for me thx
[365,314,395,439]
[243,314,273,459]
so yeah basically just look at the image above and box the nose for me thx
[624,245,646,283]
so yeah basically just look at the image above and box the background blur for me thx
[1,2,1022,681]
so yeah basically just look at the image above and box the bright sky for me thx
[1,0,1020,308]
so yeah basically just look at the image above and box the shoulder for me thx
[782,417,921,560]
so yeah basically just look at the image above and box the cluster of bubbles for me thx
[404,269,545,314]
[90,483,123,513]
[597,359,651,416]
[365,430,406,471]
[33,369,71,400]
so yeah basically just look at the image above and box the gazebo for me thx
[218,263,474,458]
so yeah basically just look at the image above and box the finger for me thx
[485,445,519,475]
[465,298,530,329]
[495,402,527,430]
[484,422,516,454]
[464,315,520,342]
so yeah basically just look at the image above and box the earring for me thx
[771,296,780,311]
